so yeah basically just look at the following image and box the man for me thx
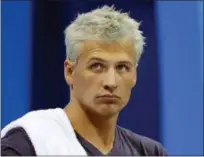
[1,6,167,156]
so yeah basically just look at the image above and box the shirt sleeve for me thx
[1,127,36,156]
[156,142,168,156]
[140,137,168,156]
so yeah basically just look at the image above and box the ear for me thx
[64,59,75,87]
[132,71,137,88]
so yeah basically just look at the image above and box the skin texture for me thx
[64,39,137,154]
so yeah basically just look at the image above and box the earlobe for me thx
[64,60,74,86]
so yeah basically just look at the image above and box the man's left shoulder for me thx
[117,126,168,156]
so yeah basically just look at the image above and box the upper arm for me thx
[156,142,168,156]
[140,136,168,156]
[1,127,36,156]
[1,143,21,156]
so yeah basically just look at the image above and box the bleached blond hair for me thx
[64,5,145,64]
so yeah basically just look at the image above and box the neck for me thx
[64,101,118,154]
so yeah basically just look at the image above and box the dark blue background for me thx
[1,1,203,155]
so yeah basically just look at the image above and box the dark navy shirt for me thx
[1,126,167,156]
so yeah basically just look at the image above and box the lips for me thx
[96,95,120,103]
[97,94,120,99]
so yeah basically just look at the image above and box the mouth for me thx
[96,95,120,103]
[97,94,120,98]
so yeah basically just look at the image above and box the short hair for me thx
[64,5,145,65]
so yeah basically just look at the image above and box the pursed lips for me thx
[97,94,120,100]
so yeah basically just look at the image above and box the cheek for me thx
[73,72,101,99]
[120,73,135,87]
[119,76,135,98]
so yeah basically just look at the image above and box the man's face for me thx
[65,39,137,117]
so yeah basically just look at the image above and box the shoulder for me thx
[1,108,73,155]
[1,127,36,156]
[116,125,168,156]
[2,108,64,137]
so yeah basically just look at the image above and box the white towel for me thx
[1,108,87,155]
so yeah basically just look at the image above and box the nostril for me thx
[104,85,109,90]
[104,85,117,92]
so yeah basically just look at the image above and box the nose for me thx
[103,68,117,93]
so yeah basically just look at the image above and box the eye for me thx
[116,64,130,72]
[89,63,104,72]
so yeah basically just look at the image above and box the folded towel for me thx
[1,108,87,155]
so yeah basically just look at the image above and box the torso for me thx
[1,125,167,156]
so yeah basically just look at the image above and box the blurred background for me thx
[1,0,203,155]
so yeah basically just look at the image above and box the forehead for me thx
[78,40,136,64]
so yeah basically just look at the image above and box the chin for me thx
[96,104,122,118]
[83,105,119,118]
[81,100,124,118]
[97,110,118,118]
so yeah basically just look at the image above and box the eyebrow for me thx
[117,61,133,67]
[87,57,107,64]
[87,57,133,66]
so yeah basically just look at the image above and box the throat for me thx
[76,130,115,155]
[64,103,118,154]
